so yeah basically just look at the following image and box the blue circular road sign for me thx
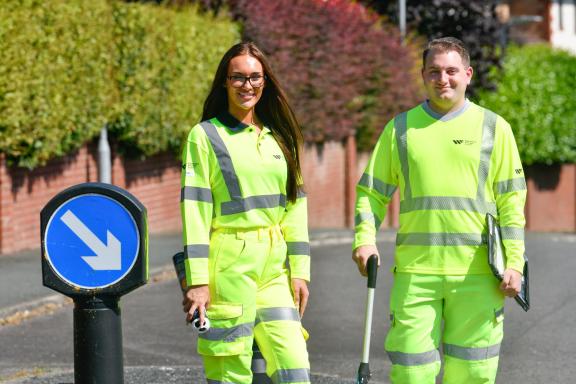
[41,183,148,296]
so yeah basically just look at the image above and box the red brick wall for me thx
[525,163,576,232]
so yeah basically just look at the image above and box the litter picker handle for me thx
[367,254,378,288]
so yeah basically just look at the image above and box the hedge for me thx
[477,45,576,165]
[0,0,239,168]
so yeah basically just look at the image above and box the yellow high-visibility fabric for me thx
[181,112,310,286]
[354,101,526,274]
[201,227,310,383]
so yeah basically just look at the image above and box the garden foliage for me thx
[230,0,422,150]
[478,45,576,165]
[361,0,504,97]
[0,0,239,168]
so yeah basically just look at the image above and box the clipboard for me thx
[486,213,530,312]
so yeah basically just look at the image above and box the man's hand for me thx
[500,268,522,297]
[352,245,380,277]
[291,278,309,318]
[182,284,210,326]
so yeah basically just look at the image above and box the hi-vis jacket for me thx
[181,112,310,286]
[354,100,526,275]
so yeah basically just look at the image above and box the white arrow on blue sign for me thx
[44,194,140,289]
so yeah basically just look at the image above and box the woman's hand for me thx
[182,284,210,326]
[291,278,309,318]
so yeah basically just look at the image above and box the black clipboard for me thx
[486,213,530,312]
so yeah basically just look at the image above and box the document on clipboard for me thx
[486,213,530,312]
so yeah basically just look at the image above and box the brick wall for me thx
[0,139,574,256]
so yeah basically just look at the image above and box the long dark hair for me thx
[202,42,304,203]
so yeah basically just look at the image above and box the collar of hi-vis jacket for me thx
[217,111,272,135]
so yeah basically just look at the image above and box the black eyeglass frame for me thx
[227,74,266,88]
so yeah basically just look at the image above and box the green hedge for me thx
[477,45,576,165]
[0,0,113,169]
[0,0,239,168]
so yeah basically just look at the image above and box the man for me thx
[352,37,526,384]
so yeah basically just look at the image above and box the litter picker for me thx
[356,254,378,384]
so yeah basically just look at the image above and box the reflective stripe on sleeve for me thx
[500,227,524,241]
[287,242,310,256]
[271,368,311,383]
[396,233,486,246]
[387,349,440,366]
[199,322,253,342]
[184,244,209,258]
[255,307,300,326]
[355,211,382,229]
[358,173,397,198]
[443,342,501,360]
[181,186,213,203]
[495,177,527,194]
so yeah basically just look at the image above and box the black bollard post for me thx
[74,295,124,384]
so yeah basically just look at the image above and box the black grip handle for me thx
[367,254,378,288]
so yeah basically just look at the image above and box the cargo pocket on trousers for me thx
[198,302,251,356]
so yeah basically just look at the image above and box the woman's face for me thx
[225,54,265,117]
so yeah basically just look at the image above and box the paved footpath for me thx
[1,229,575,383]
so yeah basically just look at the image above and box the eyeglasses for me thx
[227,74,265,88]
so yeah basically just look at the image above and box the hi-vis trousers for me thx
[199,226,310,384]
[385,273,505,384]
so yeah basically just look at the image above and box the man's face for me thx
[421,49,473,113]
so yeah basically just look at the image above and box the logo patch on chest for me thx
[273,154,282,160]
[452,139,476,145]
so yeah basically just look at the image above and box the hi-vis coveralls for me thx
[354,100,526,384]
[181,112,311,384]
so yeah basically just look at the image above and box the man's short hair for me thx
[422,37,470,68]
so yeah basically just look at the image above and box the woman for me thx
[180,42,311,383]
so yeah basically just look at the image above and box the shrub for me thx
[0,0,239,168]
[231,0,422,149]
[478,45,576,165]
[360,0,504,97]
[0,0,114,168]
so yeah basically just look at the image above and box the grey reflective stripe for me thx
[200,121,242,200]
[256,307,300,326]
[296,189,307,198]
[476,109,497,203]
[495,177,527,194]
[221,194,286,215]
[358,173,397,198]
[199,322,253,342]
[252,357,267,373]
[394,112,410,199]
[387,349,440,366]
[181,186,212,203]
[400,196,497,215]
[443,342,501,360]
[500,227,524,241]
[495,307,504,318]
[271,368,310,383]
[207,380,235,384]
[287,242,310,256]
[355,212,382,229]
[396,232,486,246]
[185,244,209,258]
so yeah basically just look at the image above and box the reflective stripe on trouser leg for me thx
[254,232,310,384]
[385,273,442,384]
[442,274,504,384]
